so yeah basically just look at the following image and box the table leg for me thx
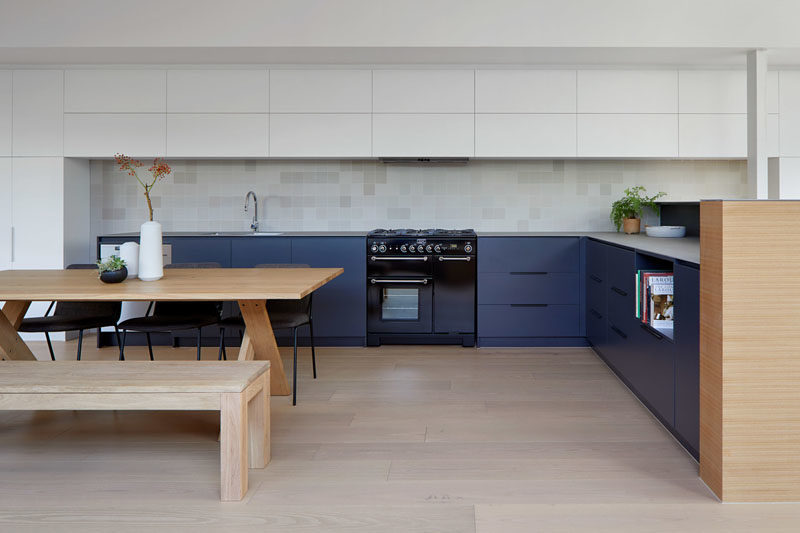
[247,372,270,469]
[220,391,248,501]
[236,300,290,396]
[0,301,36,361]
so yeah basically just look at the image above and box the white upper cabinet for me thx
[475,70,576,113]
[0,158,10,270]
[475,114,576,157]
[577,70,678,113]
[270,70,371,113]
[679,114,746,158]
[166,114,267,158]
[373,114,474,157]
[372,70,474,113]
[65,70,166,112]
[167,70,268,113]
[12,70,63,156]
[577,114,678,157]
[64,114,166,158]
[678,70,745,114]
[270,114,371,157]
[0,71,10,156]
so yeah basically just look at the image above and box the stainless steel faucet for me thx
[244,191,259,232]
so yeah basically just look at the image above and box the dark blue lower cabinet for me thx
[674,263,700,457]
[633,323,675,427]
[478,304,580,338]
[165,237,232,267]
[230,238,291,267]
[586,306,607,351]
[290,237,366,345]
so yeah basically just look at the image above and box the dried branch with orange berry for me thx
[114,153,172,222]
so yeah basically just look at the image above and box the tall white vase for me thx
[138,221,163,281]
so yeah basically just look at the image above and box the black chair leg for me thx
[76,329,84,361]
[44,332,55,361]
[292,327,298,406]
[114,326,125,361]
[218,327,226,361]
[121,330,128,360]
[146,333,155,361]
[196,328,202,361]
[309,317,317,379]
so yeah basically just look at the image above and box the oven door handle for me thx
[370,278,429,285]
[438,256,471,262]
[371,256,429,261]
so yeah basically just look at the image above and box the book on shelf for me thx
[635,270,674,328]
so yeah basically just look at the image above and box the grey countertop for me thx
[478,231,700,264]
[101,230,699,264]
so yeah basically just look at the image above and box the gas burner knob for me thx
[370,244,379,253]
[425,244,433,253]
[400,244,408,253]
[464,244,473,253]
[409,245,416,253]
[378,244,387,253]
[434,244,442,253]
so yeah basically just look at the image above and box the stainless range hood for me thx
[379,157,469,165]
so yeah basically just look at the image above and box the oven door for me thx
[367,277,433,334]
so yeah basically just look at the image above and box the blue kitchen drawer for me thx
[231,237,292,267]
[586,305,607,350]
[478,272,579,305]
[631,322,675,427]
[478,304,580,337]
[605,244,635,323]
[586,239,607,282]
[478,237,580,273]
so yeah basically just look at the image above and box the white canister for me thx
[119,241,139,278]
[138,221,163,281]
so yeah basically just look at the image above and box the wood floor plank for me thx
[3,341,798,531]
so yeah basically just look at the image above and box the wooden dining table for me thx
[0,267,343,396]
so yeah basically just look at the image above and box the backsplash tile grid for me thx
[91,159,747,235]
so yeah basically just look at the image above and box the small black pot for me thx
[100,266,128,284]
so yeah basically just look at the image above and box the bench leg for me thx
[220,391,248,501]
[247,373,270,469]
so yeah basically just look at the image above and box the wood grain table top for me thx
[0,361,270,393]
[0,268,343,301]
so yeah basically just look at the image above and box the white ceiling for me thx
[4,46,800,68]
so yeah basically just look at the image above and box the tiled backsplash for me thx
[90,159,747,236]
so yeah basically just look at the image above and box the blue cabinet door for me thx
[674,263,700,456]
[633,323,675,427]
[586,239,608,349]
[291,237,366,341]
[163,237,232,267]
[478,304,580,337]
[478,272,579,305]
[478,237,580,273]
[605,244,635,324]
[230,238,291,267]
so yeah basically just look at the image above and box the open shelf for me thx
[635,251,675,340]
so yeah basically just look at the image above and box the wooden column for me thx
[700,200,800,501]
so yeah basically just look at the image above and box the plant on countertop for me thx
[610,186,666,232]
[114,153,173,222]
[96,255,127,274]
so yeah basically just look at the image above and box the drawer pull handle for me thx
[610,325,627,339]
[590,309,602,319]
[641,324,664,340]
[510,304,548,308]
[590,274,602,283]
[510,271,547,275]
[611,286,628,297]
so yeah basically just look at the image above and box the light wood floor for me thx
[2,340,800,532]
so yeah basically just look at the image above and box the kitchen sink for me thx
[205,231,283,236]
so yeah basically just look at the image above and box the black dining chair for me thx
[118,262,222,361]
[218,263,316,406]
[18,263,124,361]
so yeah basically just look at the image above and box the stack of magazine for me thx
[635,270,674,330]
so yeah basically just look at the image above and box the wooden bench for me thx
[0,361,270,501]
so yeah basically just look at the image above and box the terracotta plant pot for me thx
[100,266,128,284]
[622,218,641,234]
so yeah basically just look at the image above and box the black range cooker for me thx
[366,229,476,346]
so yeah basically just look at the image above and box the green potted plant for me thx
[96,255,128,284]
[610,186,666,234]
